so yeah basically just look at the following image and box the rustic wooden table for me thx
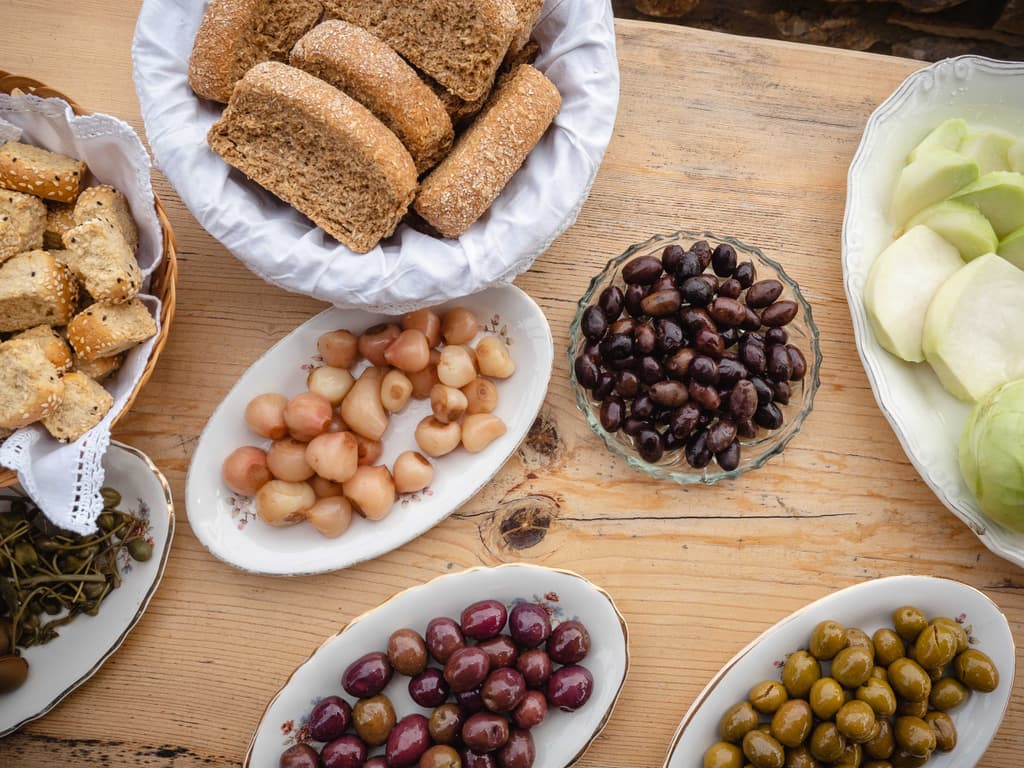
[3,3,1023,766]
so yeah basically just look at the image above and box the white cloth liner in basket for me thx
[0,95,163,535]
[131,0,620,313]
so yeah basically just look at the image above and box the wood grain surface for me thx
[3,3,1023,766]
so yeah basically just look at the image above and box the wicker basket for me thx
[0,71,178,487]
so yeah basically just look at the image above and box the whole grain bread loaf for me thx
[414,65,561,239]
[291,20,453,174]
[0,142,87,204]
[321,0,517,101]
[0,249,78,332]
[208,61,418,253]
[41,371,113,443]
[508,0,544,55]
[0,339,65,430]
[189,0,324,103]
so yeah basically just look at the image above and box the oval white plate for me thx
[842,55,1024,568]
[246,564,629,768]
[185,285,553,576]
[131,0,619,313]
[1,441,175,736]
[663,575,1015,767]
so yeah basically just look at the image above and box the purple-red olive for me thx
[513,690,548,730]
[547,620,591,664]
[546,665,594,712]
[516,650,552,689]
[482,668,527,713]
[454,685,486,715]
[445,647,491,693]
[409,668,450,708]
[308,695,352,742]
[461,600,508,640]
[342,652,393,698]
[279,744,319,768]
[476,635,518,669]
[320,735,367,768]
[425,618,465,663]
[508,603,552,648]
[496,729,535,768]
[462,712,511,753]
[385,714,431,768]
[461,749,498,768]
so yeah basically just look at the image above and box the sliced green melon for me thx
[951,171,1024,239]
[959,128,1017,175]
[907,118,968,163]
[1010,139,1024,173]
[997,226,1024,270]
[864,226,964,363]
[891,149,979,226]
[906,200,998,261]
[922,253,1024,401]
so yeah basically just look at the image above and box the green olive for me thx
[931,617,968,653]
[783,745,822,768]
[912,623,958,669]
[770,699,812,748]
[835,700,877,744]
[742,729,785,768]
[856,678,897,718]
[845,628,875,656]
[896,698,929,718]
[929,676,970,711]
[872,628,905,667]
[704,741,744,768]
[890,748,928,768]
[831,646,873,689]
[870,665,888,683]
[923,711,957,752]
[750,680,789,714]
[782,651,821,698]
[954,648,1000,692]
[893,716,936,759]
[888,658,931,703]
[809,722,846,763]
[864,718,895,761]
[863,763,894,768]
[0,655,29,693]
[352,694,396,746]
[836,741,862,767]
[892,606,928,643]
[720,701,761,743]
[809,677,844,720]
[809,620,848,661]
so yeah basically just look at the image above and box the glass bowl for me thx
[569,230,821,484]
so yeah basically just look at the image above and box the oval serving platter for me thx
[1,441,175,736]
[662,575,1015,767]
[842,55,1024,567]
[246,564,629,768]
[185,285,554,576]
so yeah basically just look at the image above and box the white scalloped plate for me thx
[663,575,1015,768]
[842,56,1024,568]
[185,286,553,576]
[1,442,175,736]
[246,564,629,768]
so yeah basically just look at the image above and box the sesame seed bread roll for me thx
[0,339,65,431]
[61,218,141,304]
[72,352,124,382]
[189,0,324,103]
[73,185,139,253]
[0,250,78,332]
[44,201,77,251]
[0,142,87,204]
[414,65,561,239]
[12,325,73,373]
[290,21,453,174]
[321,0,518,101]
[0,189,46,262]
[208,62,418,253]
[41,371,114,443]
[67,299,157,362]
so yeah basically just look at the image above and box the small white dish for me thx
[185,285,553,576]
[663,575,1015,768]
[0,441,175,736]
[245,564,629,768]
[842,55,1024,568]
[131,0,619,313]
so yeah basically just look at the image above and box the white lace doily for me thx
[0,95,163,535]
[132,0,620,313]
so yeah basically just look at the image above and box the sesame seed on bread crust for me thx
[207,61,418,253]
[0,190,46,263]
[0,339,65,430]
[12,324,73,373]
[291,20,453,174]
[41,371,114,443]
[0,141,87,204]
[321,0,518,102]
[189,0,324,103]
[414,64,561,239]
[73,185,139,253]
[66,298,157,362]
[0,249,78,333]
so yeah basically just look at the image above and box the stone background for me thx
[613,0,1024,61]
